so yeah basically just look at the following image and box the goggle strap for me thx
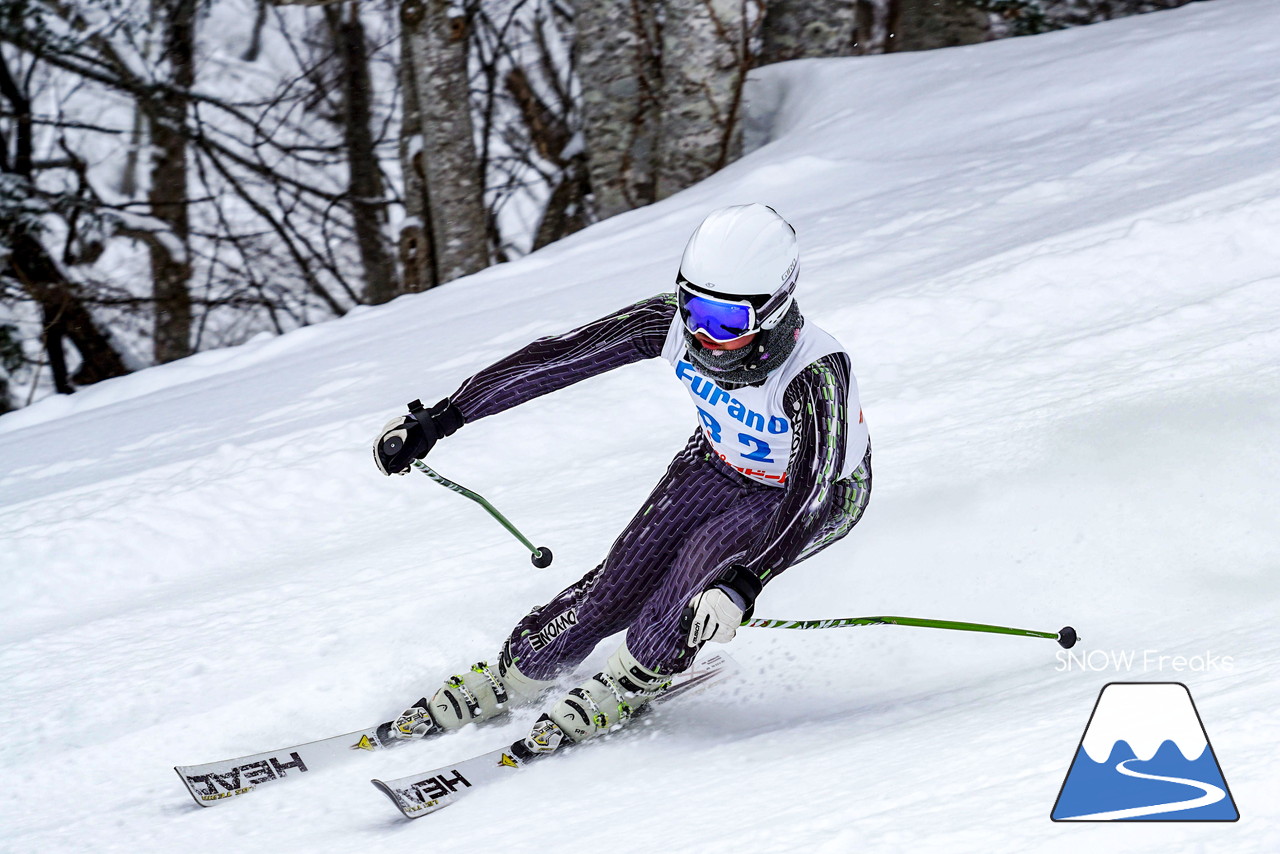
[756,263,799,325]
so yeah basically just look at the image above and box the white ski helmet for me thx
[676,204,802,381]
[677,203,799,337]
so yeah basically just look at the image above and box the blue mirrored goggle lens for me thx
[680,293,755,341]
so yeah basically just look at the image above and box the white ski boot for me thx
[392,655,553,738]
[520,643,669,754]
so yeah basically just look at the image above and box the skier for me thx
[373,203,872,754]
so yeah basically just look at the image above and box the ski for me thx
[371,652,737,819]
[175,720,408,807]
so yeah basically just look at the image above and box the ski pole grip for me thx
[379,399,427,457]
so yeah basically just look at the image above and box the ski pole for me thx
[410,459,553,568]
[744,615,1078,648]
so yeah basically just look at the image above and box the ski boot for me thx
[390,652,553,739]
[516,643,669,757]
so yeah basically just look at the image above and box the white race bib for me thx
[661,316,867,486]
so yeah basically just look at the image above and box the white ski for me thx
[175,721,402,807]
[371,652,737,819]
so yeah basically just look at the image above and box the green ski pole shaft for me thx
[743,615,1078,648]
[411,459,553,568]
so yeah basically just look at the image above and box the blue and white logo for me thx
[1051,682,1238,821]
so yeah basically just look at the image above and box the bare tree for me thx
[572,0,661,219]
[148,0,197,363]
[2,0,388,402]
[400,0,488,285]
[657,0,762,201]
[505,63,590,250]
[396,20,436,293]
[467,0,588,253]
[323,1,398,304]
[1,52,130,394]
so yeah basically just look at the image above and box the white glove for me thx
[684,586,746,647]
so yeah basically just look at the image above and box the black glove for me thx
[373,398,463,475]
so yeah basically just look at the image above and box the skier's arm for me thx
[374,294,674,475]
[448,294,675,422]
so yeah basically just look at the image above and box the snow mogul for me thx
[373,203,872,754]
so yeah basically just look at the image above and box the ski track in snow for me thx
[4,1,1280,852]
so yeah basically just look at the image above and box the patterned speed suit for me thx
[447,295,872,679]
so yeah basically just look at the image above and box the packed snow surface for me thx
[2,1,1278,851]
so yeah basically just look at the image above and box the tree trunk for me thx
[531,153,591,250]
[889,0,990,52]
[0,51,129,393]
[242,0,270,62]
[400,0,488,284]
[760,0,858,65]
[325,2,397,304]
[656,0,756,201]
[397,21,437,295]
[148,0,197,363]
[502,64,589,250]
[119,107,144,197]
[572,0,662,219]
[854,1,886,54]
[7,232,130,390]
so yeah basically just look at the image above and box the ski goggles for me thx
[679,290,760,342]
[678,274,796,343]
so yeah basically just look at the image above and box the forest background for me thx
[0,0,1196,410]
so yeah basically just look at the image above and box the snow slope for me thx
[3,1,1279,850]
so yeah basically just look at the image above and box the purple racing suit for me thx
[447,294,872,677]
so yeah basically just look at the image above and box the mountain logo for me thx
[1051,682,1239,821]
